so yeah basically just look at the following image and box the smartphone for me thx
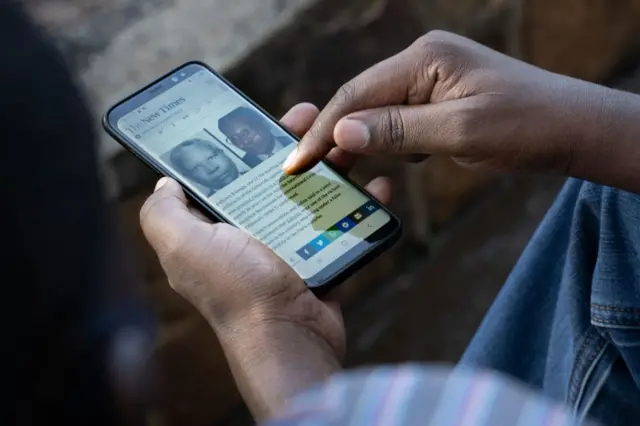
[103,61,402,291]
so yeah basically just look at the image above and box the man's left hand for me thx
[139,103,392,418]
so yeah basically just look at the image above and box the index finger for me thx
[282,43,430,174]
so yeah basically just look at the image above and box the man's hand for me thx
[139,103,392,419]
[283,31,640,193]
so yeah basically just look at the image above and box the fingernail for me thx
[336,119,370,150]
[282,148,298,171]
[155,177,168,192]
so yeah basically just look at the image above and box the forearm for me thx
[216,320,342,421]
[566,79,640,193]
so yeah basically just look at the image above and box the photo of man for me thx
[218,106,293,166]
[168,138,242,197]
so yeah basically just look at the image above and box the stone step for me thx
[26,0,507,199]
[26,0,318,196]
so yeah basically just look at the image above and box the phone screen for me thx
[107,63,397,285]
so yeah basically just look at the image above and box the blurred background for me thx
[21,0,640,424]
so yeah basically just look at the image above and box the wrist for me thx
[200,288,346,362]
[213,317,342,420]
[558,77,640,192]
[214,313,344,364]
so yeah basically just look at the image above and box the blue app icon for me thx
[337,217,357,232]
[311,235,331,252]
[296,244,317,261]
[361,201,379,215]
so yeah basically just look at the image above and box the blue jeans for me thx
[462,179,640,425]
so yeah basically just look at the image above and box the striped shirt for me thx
[263,365,599,426]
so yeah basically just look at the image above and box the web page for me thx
[117,67,391,280]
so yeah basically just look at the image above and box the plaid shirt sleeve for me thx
[262,365,599,426]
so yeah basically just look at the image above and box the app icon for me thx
[337,217,356,232]
[351,211,365,223]
[324,228,343,241]
[296,244,317,260]
[311,235,331,251]
[362,201,379,214]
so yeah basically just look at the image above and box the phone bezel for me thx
[102,60,402,292]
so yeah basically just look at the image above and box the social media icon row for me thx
[296,201,380,261]
[297,230,342,260]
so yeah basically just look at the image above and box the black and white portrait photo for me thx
[217,106,293,167]
[163,131,250,197]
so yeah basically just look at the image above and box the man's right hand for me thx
[283,31,640,193]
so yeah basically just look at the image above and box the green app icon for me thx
[324,229,343,241]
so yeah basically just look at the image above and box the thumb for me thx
[139,177,201,256]
[333,101,470,156]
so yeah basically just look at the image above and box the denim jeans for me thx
[462,179,640,425]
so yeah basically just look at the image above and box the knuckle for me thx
[416,30,453,54]
[414,31,469,76]
[378,106,407,152]
[417,30,443,44]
